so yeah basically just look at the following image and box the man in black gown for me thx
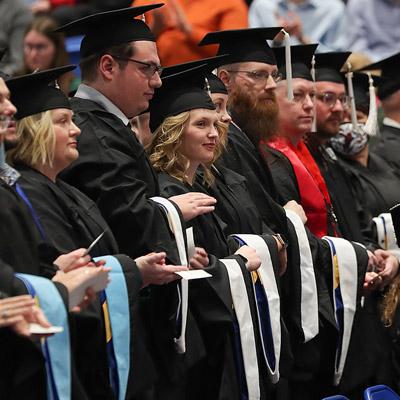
[199,28,355,400]
[58,5,216,262]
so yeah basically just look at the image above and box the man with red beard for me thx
[198,29,366,400]
[199,28,305,234]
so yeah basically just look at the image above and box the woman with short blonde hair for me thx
[8,111,55,168]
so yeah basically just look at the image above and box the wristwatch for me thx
[273,233,289,250]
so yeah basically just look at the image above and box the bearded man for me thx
[199,28,305,234]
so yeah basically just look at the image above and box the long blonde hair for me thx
[381,274,400,327]
[147,110,227,186]
[8,111,56,168]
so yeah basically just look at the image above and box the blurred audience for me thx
[0,0,32,75]
[342,0,400,62]
[132,0,248,66]
[18,16,78,94]
[249,0,345,52]
[29,0,133,25]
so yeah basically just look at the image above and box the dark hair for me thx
[20,16,73,94]
[80,42,134,83]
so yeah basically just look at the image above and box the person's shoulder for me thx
[158,173,189,195]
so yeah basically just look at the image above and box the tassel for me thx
[282,29,293,101]
[364,72,379,136]
[346,62,360,132]
[311,55,317,133]
[204,77,211,97]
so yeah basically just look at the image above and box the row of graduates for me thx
[1,3,400,400]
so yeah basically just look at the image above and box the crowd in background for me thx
[1,0,400,81]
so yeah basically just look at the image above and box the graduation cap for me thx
[273,43,318,81]
[56,4,163,59]
[7,65,75,120]
[198,27,283,65]
[359,52,400,100]
[345,72,379,114]
[162,55,229,94]
[314,51,351,83]
[149,65,215,132]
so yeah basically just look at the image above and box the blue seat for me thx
[364,385,400,400]
[322,396,350,400]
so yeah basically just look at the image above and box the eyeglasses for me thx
[110,55,163,77]
[226,69,283,83]
[316,92,349,108]
[24,43,50,53]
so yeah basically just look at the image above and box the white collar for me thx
[383,117,400,130]
[75,84,130,126]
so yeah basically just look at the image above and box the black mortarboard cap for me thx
[344,72,381,114]
[273,43,318,81]
[162,55,229,94]
[56,5,163,59]
[198,27,282,65]
[359,52,400,100]
[149,65,216,132]
[314,51,351,83]
[7,66,75,120]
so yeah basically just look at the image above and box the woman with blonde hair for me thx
[7,65,188,399]
[146,65,293,400]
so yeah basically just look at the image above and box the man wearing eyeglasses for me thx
[199,28,307,232]
[58,5,217,261]
[305,51,373,242]
[57,5,216,400]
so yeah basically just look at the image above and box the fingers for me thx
[0,295,34,307]
[189,257,207,270]
[31,306,51,328]
[193,206,216,216]
[0,315,24,328]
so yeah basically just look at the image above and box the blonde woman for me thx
[146,66,269,400]
[7,66,189,399]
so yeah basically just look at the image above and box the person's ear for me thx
[98,54,116,81]
[218,69,232,89]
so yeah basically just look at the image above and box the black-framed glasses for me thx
[110,55,163,77]
[316,92,349,108]
[226,69,283,83]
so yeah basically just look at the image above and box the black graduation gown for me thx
[305,139,393,396]
[207,165,273,236]
[0,260,47,400]
[306,140,378,250]
[217,123,288,235]
[158,172,274,400]
[337,152,400,217]
[15,165,156,399]
[60,97,180,263]
[0,180,52,276]
[214,124,336,398]
[376,123,400,171]
[0,256,85,399]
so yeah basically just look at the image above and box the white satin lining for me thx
[285,210,319,342]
